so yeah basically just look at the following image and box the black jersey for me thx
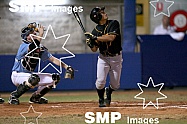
[92,20,122,56]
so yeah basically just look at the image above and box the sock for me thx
[96,87,105,100]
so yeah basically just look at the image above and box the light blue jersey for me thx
[12,42,52,73]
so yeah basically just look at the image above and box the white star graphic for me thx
[150,0,174,17]
[20,105,42,124]
[134,77,167,109]
[25,25,75,74]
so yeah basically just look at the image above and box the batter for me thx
[85,7,123,107]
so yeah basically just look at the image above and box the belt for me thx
[101,51,122,57]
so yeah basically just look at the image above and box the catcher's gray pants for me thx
[96,53,123,90]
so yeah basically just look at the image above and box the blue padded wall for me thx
[0,53,141,92]
[140,35,187,87]
[123,0,136,52]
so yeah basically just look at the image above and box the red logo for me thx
[170,10,187,32]
[156,2,163,11]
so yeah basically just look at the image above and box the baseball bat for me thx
[72,6,86,33]
[72,6,94,47]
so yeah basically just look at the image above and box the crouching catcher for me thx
[8,22,74,105]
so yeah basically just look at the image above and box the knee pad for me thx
[28,74,40,87]
[52,73,60,85]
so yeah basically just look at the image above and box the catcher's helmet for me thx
[90,6,105,24]
[21,26,33,41]
[21,22,37,41]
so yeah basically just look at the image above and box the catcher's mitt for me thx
[64,66,74,79]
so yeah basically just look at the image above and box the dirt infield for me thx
[1,90,187,124]
[1,101,187,118]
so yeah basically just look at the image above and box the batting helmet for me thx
[90,6,105,24]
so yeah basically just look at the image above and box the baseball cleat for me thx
[99,98,106,107]
[105,87,111,107]
[104,98,111,107]
[0,98,4,104]
[29,97,48,104]
[8,95,20,105]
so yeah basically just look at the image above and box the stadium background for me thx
[0,1,187,124]
[0,0,187,91]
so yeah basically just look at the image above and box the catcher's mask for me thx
[90,6,105,24]
[21,27,33,42]
[21,22,37,42]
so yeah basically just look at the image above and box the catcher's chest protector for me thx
[21,47,46,72]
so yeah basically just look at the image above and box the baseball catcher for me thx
[8,22,74,105]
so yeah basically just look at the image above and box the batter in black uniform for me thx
[85,7,123,107]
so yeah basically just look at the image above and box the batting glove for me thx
[84,32,97,40]
[86,38,95,48]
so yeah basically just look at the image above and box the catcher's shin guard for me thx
[29,86,53,104]
[52,73,60,83]
[0,98,4,104]
[52,73,61,87]
[28,74,40,87]
[30,73,60,104]
[96,88,106,107]
[8,82,31,105]
[9,74,40,105]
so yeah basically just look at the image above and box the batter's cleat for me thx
[29,96,48,104]
[105,87,111,107]
[99,98,106,107]
[8,95,20,105]
[0,98,4,104]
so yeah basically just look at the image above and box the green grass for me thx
[2,88,187,103]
